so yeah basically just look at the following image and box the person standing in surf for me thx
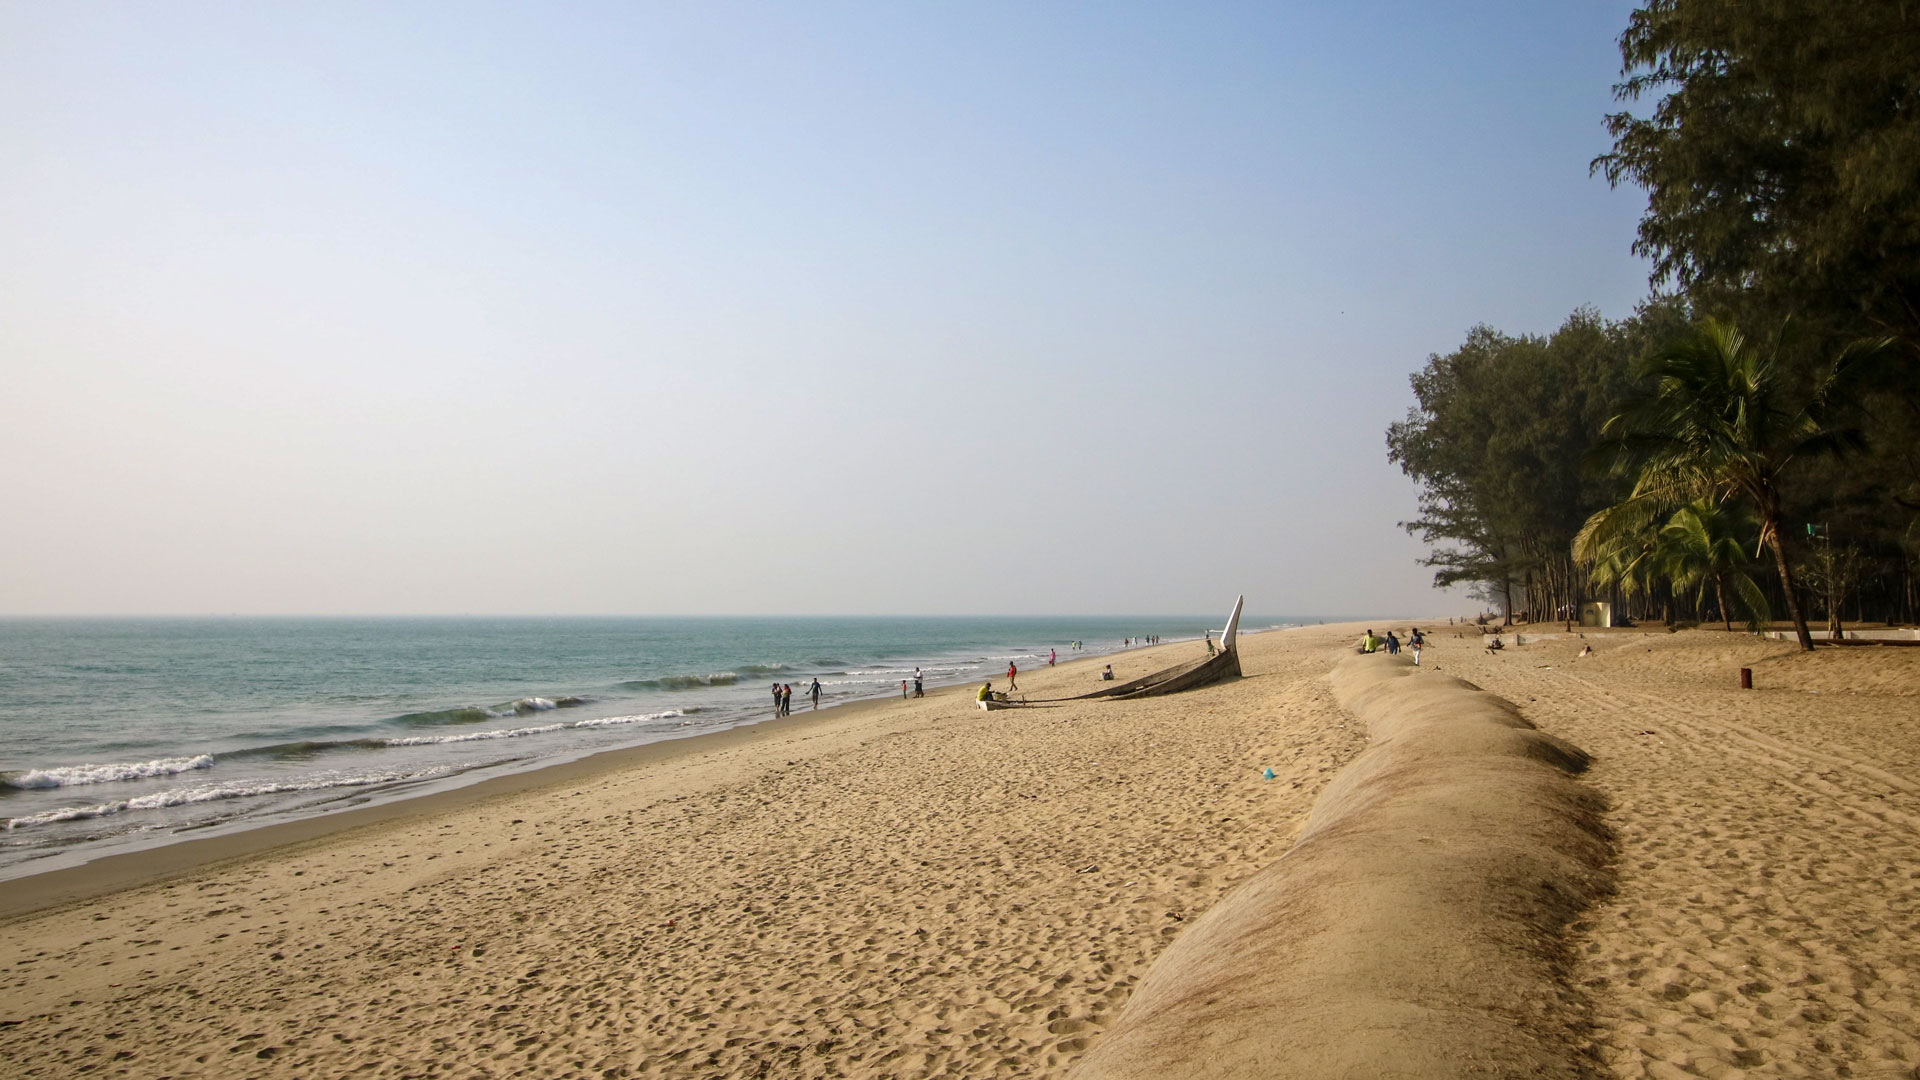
[807,678,822,710]
[771,682,783,716]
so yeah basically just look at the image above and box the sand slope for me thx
[1073,654,1612,1079]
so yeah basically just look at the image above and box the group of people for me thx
[771,678,824,715]
[776,641,1137,715]
[1356,627,1427,665]
[1122,636,1162,647]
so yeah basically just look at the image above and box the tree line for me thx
[1389,0,1920,649]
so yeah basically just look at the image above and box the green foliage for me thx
[1580,318,1879,648]
[1658,500,1771,631]
[1387,301,1686,619]
[1596,0,1920,351]
[1390,4,1920,625]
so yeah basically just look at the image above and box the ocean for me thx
[0,614,1299,879]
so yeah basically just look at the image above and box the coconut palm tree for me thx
[1658,500,1771,632]
[1576,319,1891,651]
[1581,506,1669,624]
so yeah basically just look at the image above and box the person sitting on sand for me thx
[977,681,994,703]
[1485,634,1504,653]
[1578,643,1593,658]
[1100,664,1114,681]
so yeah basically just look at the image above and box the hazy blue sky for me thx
[2,2,1650,616]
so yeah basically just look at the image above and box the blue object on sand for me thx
[1262,767,1276,780]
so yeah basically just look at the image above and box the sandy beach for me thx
[4,622,1918,1078]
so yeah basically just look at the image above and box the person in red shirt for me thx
[1006,661,1018,690]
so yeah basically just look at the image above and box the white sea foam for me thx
[3,767,454,831]
[384,708,688,744]
[571,709,688,728]
[384,723,568,747]
[5,755,216,790]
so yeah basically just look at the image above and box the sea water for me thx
[0,615,1300,878]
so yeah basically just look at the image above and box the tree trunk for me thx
[1715,576,1732,632]
[1765,516,1814,650]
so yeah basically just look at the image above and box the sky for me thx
[0,1,1653,617]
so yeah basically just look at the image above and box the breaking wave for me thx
[619,673,739,691]
[3,767,461,831]
[390,696,590,726]
[3,755,216,790]
[382,709,690,746]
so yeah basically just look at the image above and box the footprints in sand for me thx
[1449,635,1920,1079]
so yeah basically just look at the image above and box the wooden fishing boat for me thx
[1011,595,1245,706]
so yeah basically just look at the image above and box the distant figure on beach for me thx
[1409,628,1424,666]
[1101,664,1114,681]
[1385,631,1401,656]
[1205,631,1216,658]
[901,679,909,698]
[771,682,783,715]
[780,684,793,716]
[808,678,822,710]
[1006,661,1018,690]
[913,673,923,697]
[1486,635,1504,654]
[1049,648,1056,667]
[1579,643,1593,658]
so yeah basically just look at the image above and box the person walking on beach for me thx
[808,678,821,710]
[1049,648,1056,666]
[771,682,783,715]
[1409,627,1424,666]
[1006,661,1018,691]
[1385,631,1401,656]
